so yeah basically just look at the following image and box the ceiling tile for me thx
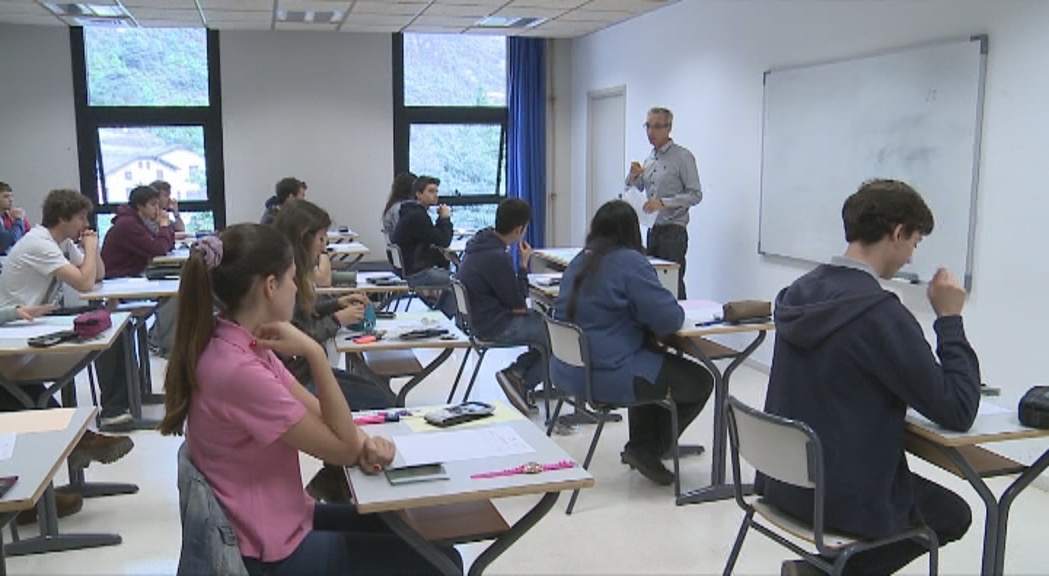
[420,3,496,17]
[339,23,402,33]
[277,0,351,11]
[506,0,586,8]
[492,6,560,19]
[351,1,426,16]
[121,0,197,7]
[205,9,272,21]
[404,25,468,34]
[126,7,203,20]
[207,19,272,29]
[555,9,633,22]
[275,21,337,30]
[584,0,671,12]
[411,14,478,27]
[198,0,272,10]
[0,1,48,15]
[341,13,411,25]
[0,12,64,25]
[138,19,206,27]
[433,0,508,5]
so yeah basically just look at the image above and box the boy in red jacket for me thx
[102,185,175,278]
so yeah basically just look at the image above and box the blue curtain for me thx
[507,37,546,248]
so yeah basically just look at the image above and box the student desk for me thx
[345,413,593,575]
[81,280,181,421]
[531,247,680,294]
[905,405,1049,575]
[0,407,121,573]
[337,312,470,406]
[326,242,370,268]
[327,229,359,244]
[152,247,190,266]
[439,235,471,267]
[317,272,411,303]
[0,313,138,499]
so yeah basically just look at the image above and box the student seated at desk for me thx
[0,189,135,521]
[552,200,713,486]
[760,179,980,576]
[159,225,459,576]
[0,181,29,255]
[457,198,549,414]
[260,177,307,226]
[391,175,455,317]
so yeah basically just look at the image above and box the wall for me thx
[546,38,574,246]
[568,1,1049,463]
[220,30,393,252]
[0,24,80,221]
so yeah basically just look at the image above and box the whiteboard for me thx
[758,36,987,287]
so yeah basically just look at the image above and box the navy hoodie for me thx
[758,262,980,540]
[391,201,452,276]
[456,228,527,339]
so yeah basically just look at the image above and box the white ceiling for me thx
[0,0,678,37]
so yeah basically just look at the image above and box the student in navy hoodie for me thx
[552,200,713,486]
[760,179,979,576]
[391,175,455,317]
[457,198,548,414]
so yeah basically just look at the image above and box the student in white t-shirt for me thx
[0,189,134,466]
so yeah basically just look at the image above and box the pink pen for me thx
[353,415,386,425]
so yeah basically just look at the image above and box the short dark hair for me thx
[842,179,934,244]
[149,180,171,194]
[495,198,531,234]
[275,177,304,204]
[42,189,93,228]
[0,182,11,193]
[129,185,160,209]
[412,176,440,196]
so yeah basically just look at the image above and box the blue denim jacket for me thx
[176,441,249,576]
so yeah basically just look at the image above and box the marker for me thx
[695,318,723,327]
[893,272,921,285]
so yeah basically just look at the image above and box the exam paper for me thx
[0,433,14,460]
[392,425,535,468]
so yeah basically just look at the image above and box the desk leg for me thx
[396,349,455,407]
[468,492,559,576]
[4,483,121,557]
[676,331,766,506]
[935,445,1000,575]
[379,512,463,576]
[0,512,12,576]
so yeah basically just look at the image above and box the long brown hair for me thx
[566,200,645,322]
[158,224,293,436]
[382,172,416,218]
[272,200,331,314]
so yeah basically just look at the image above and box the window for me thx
[395,34,507,232]
[72,27,225,235]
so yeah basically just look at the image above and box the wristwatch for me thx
[470,460,575,479]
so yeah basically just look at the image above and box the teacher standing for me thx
[625,107,702,299]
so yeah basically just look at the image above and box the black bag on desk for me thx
[1019,386,1049,429]
[145,263,182,280]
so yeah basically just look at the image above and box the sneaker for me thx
[781,560,825,576]
[305,465,352,503]
[99,411,133,431]
[620,447,674,486]
[69,430,134,470]
[496,368,530,415]
[16,491,83,525]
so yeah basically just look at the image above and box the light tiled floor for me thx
[6,345,1049,574]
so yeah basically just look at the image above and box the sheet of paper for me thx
[392,425,534,467]
[977,402,1010,416]
[681,300,724,325]
[0,433,14,460]
[622,187,657,228]
[0,408,76,434]
[0,319,75,339]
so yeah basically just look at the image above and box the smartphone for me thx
[27,330,79,348]
[385,463,449,485]
[424,401,495,428]
[0,475,18,498]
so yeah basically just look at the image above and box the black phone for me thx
[375,311,396,320]
[424,401,495,428]
[0,475,18,499]
[27,330,79,348]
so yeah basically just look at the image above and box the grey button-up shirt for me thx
[830,255,879,279]
[625,140,703,226]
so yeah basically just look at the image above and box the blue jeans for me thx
[407,268,455,318]
[486,310,549,391]
[243,503,461,576]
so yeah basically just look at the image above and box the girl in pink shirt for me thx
[159,224,460,575]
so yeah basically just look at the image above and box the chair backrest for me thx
[448,277,473,336]
[386,244,405,275]
[542,315,598,405]
[726,396,821,489]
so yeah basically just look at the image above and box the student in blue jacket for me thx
[552,200,713,486]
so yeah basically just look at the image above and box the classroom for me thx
[2,0,1049,574]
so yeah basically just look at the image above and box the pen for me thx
[695,319,722,327]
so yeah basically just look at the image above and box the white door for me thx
[586,87,626,224]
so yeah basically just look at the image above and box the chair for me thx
[176,442,249,576]
[722,396,939,576]
[444,277,522,404]
[542,315,682,514]
[384,244,415,312]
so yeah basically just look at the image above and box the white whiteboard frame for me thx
[757,35,988,290]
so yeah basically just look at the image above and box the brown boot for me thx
[16,491,84,525]
[69,430,134,470]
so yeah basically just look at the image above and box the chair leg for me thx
[445,348,472,403]
[461,349,487,402]
[545,399,565,436]
[87,363,101,427]
[666,400,682,498]
[566,410,608,515]
[923,529,939,576]
[722,511,754,576]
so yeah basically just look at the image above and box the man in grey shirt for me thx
[625,107,702,298]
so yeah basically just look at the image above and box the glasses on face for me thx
[643,122,670,130]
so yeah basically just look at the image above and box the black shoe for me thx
[781,560,825,576]
[305,465,351,503]
[620,447,674,486]
[496,368,530,415]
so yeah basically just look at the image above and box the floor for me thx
[5,344,1049,575]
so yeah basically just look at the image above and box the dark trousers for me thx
[303,368,397,411]
[243,503,462,576]
[93,331,132,418]
[647,224,688,299]
[837,474,971,575]
[627,353,714,456]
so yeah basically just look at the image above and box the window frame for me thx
[70,27,227,230]
[393,34,508,210]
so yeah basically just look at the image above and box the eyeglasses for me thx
[643,122,670,130]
